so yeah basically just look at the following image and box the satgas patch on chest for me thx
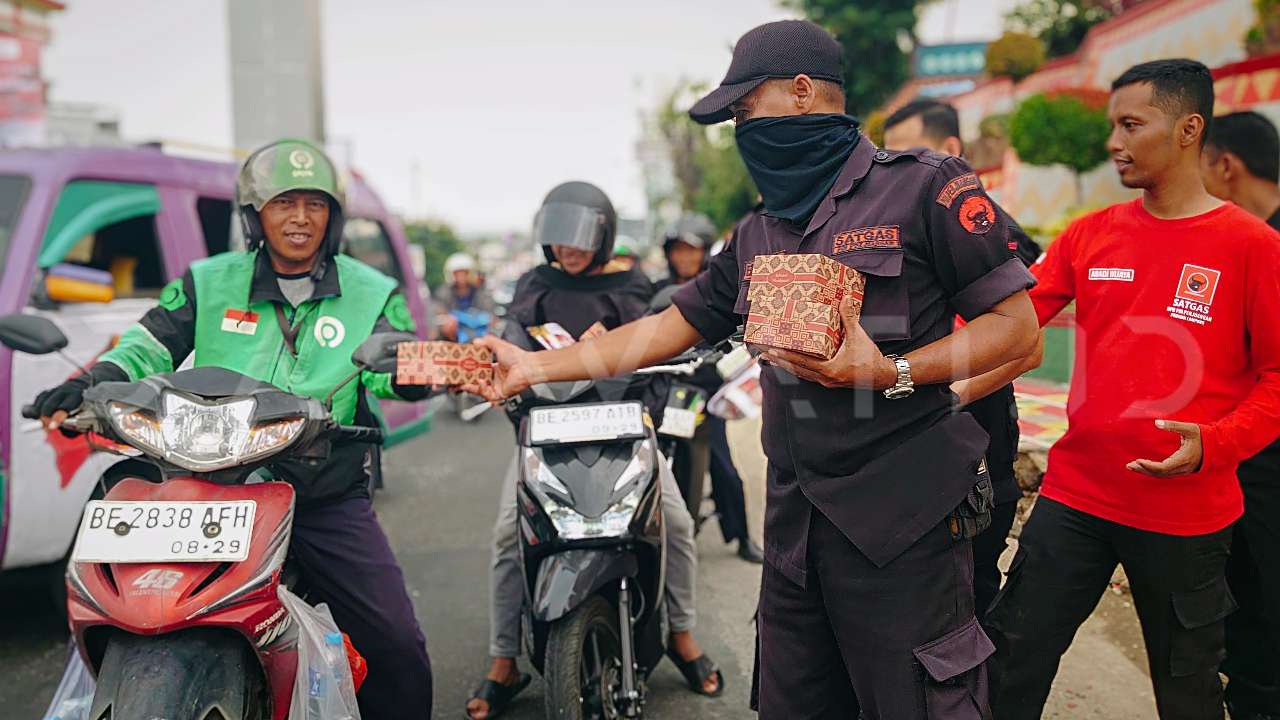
[1166,264,1222,326]
[832,225,901,255]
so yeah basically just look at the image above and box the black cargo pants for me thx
[753,508,994,719]
[986,497,1235,720]
[1224,451,1280,715]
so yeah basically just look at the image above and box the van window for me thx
[0,174,31,268]
[198,197,233,257]
[342,217,403,285]
[39,180,166,298]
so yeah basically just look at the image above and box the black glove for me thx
[33,362,127,420]
[948,464,994,541]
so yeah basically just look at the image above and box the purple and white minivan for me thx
[0,146,433,589]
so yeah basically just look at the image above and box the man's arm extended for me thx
[472,305,704,400]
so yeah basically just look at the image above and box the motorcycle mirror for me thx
[351,332,416,374]
[0,314,69,355]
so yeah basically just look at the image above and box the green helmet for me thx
[236,138,346,258]
[614,236,638,258]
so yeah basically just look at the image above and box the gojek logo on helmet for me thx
[314,316,346,348]
[289,149,315,179]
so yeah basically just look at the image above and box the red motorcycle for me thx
[0,313,403,720]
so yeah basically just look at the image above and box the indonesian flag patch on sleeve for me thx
[221,308,259,335]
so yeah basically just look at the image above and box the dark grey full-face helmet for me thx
[533,181,617,270]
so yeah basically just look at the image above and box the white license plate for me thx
[73,501,257,563]
[529,401,646,445]
[658,408,698,439]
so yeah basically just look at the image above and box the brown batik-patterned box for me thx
[396,341,495,386]
[743,253,866,360]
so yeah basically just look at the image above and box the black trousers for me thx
[754,510,994,720]
[986,497,1235,720]
[1224,451,1280,714]
[973,500,1017,624]
[292,495,434,719]
[706,415,751,543]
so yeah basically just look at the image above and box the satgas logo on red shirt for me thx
[1167,263,1222,325]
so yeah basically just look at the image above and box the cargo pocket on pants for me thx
[1170,576,1237,677]
[913,617,995,719]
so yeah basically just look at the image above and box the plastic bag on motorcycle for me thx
[279,586,363,720]
[42,644,95,720]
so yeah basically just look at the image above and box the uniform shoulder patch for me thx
[958,195,996,235]
[936,173,981,209]
[384,293,415,332]
[158,278,187,311]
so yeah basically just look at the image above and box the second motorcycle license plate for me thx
[529,401,646,445]
[72,501,256,563]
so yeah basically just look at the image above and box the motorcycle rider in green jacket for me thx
[33,139,436,719]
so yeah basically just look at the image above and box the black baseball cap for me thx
[689,19,844,125]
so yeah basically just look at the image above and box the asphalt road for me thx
[1,404,1160,719]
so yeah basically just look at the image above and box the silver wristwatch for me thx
[882,355,914,400]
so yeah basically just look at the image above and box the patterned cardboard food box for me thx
[744,253,866,359]
[396,341,495,386]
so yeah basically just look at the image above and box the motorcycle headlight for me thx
[108,393,305,472]
[522,440,655,540]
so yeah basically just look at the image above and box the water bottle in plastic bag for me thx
[42,643,96,720]
[279,585,361,720]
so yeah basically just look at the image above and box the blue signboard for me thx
[915,42,989,78]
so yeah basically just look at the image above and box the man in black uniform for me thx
[883,99,1043,621]
[1200,111,1280,720]
[468,20,1038,719]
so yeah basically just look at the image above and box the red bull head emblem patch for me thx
[958,195,995,235]
[1168,263,1221,325]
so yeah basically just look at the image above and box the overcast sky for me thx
[43,0,1018,235]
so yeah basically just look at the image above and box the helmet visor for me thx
[533,202,605,252]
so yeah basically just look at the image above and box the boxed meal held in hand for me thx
[396,341,495,386]
[744,253,866,360]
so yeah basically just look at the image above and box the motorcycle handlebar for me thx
[333,424,385,445]
[21,404,38,420]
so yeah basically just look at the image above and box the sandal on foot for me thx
[665,649,725,698]
[464,673,531,719]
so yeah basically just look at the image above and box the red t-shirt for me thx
[1031,199,1280,535]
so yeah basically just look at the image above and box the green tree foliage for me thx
[1246,0,1280,55]
[404,219,465,289]
[985,31,1046,80]
[1009,91,1111,204]
[782,0,924,115]
[693,125,759,232]
[1005,0,1118,57]
[646,81,758,233]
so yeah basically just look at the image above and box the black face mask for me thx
[735,113,861,225]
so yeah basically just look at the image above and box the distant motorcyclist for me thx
[465,182,722,719]
[32,139,436,719]
[658,212,764,564]
[612,235,641,271]
[435,252,494,340]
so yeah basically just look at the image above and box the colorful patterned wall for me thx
[952,0,1258,227]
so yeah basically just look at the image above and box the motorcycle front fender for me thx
[532,548,638,623]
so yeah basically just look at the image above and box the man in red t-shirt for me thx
[986,59,1280,719]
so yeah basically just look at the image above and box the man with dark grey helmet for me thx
[32,139,436,719]
[465,182,722,720]
[469,20,1038,718]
